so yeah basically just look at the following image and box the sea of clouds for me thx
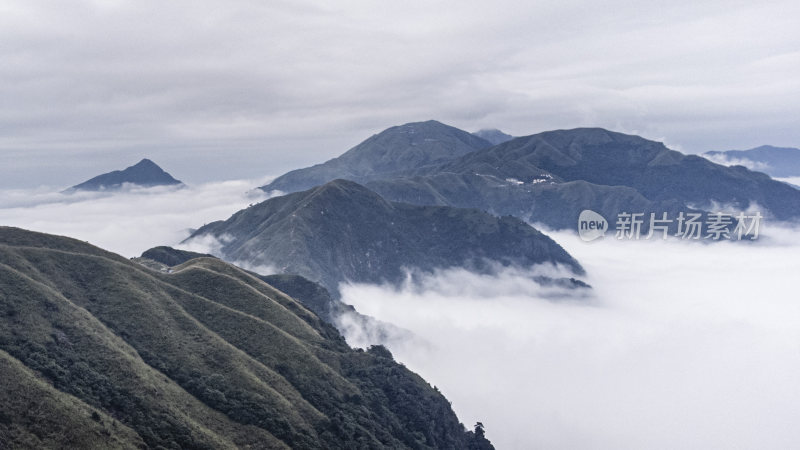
[1,182,798,449]
[339,226,800,449]
[0,179,271,257]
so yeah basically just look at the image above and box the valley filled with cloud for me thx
[340,227,800,449]
[4,184,796,448]
[0,179,270,257]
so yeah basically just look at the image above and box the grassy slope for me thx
[0,349,144,449]
[0,227,483,449]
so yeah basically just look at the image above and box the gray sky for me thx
[2,0,799,188]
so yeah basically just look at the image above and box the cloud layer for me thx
[702,153,772,172]
[2,0,799,187]
[340,227,800,449]
[0,179,270,257]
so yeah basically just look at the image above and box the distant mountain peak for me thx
[134,158,158,167]
[752,145,794,152]
[66,158,182,192]
[533,127,663,144]
[473,128,514,145]
[400,119,445,127]
[260,120,492,194]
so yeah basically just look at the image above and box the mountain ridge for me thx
[363,127,800,226]
[188,179,584,297]
[258,121,800,228]
[0,226,493,449]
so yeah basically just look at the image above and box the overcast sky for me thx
[2,0,799,188]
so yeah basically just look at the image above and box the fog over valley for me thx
[2,182,797,448]
[0,179,271,257]
[340,227,800,449]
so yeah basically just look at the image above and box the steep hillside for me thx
[0,227,492,449]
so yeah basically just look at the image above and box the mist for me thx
[339,227,800,449]
[702,152,771,172]
[0,179,270,257]
[776,177,800,188]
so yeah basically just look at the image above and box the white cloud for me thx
[0,178,271,257]
[339,226,800,449]
[176,232,232,257]
[776,177,800,188]
[702,153,772,172]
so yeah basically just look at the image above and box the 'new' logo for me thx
[578,210,608,242]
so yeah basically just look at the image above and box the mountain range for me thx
[8,119,799,448]
[0,226,493,449]
[704,145,800,178]
[187,179,584,298]
[65,159,182,192]
[184,121,799,318]
[261,123,800,228]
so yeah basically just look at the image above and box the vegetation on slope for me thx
[0,226,492,449]
[190,179,583,296]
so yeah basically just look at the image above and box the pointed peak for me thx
[135,158,158,166]
[129,158,164,171]
[66,158,182,192]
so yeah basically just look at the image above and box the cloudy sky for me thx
[2,0,799,188]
